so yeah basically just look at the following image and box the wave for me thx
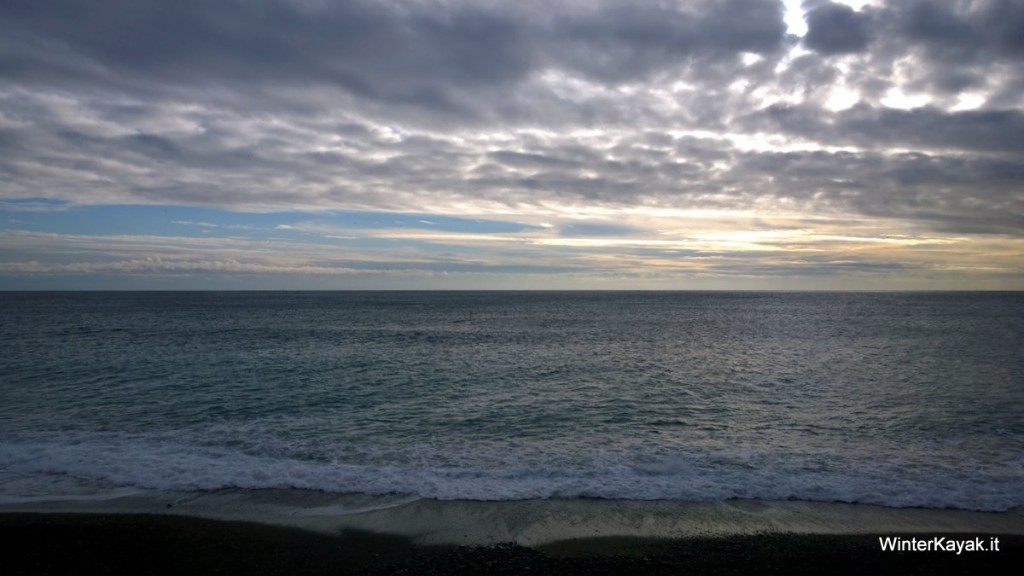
[2,430,1021,512]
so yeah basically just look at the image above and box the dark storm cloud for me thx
[805,0,1024,101]
[550,0,786,82]
[893,0,1024,101]
[892,0,1024,60]
[802,1,874,54]
[0,0,528,120]
[744,104,1024,154]
[800,0,1024,61]
[0,0,786,119]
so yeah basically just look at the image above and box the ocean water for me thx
[1,291,1022,511]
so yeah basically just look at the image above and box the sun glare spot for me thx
[741,53,763,66]
[881,88,930,110]
[782,0,807,36]
[951,92,986,111]
[824,87,860,111]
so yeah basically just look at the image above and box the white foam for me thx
[1,430,1021,512]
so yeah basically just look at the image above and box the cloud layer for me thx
[1,0,1022,288]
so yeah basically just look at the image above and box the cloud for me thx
[892,0,1024,61]
[746,103,1024,154]
[727,148,1024,234]
[836,0,1024,103]
[560,222,646,237]
[0,258,367,275]
[803,1,874,54]
[0,0,786,122]
[0,0,1022,288]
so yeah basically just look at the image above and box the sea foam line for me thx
[1,431,1022,511]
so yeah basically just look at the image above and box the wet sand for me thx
[5,492,1024,545]
[3,502,1023,575]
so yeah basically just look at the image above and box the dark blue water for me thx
[1,292,1022,509]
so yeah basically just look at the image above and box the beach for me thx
[3,495,1023,575]
[3,293,1022,573]
[3,512,1021,575]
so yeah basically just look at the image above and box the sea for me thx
[1,291,1022,512]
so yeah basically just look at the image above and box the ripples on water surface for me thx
[1,292,1022,509]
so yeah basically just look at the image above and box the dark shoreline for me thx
[3,513,1021,576]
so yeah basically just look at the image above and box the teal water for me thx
[1,291,1022,509]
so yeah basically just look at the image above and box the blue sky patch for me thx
[1,203,541,240]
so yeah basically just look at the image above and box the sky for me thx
[1,0,1022,290]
